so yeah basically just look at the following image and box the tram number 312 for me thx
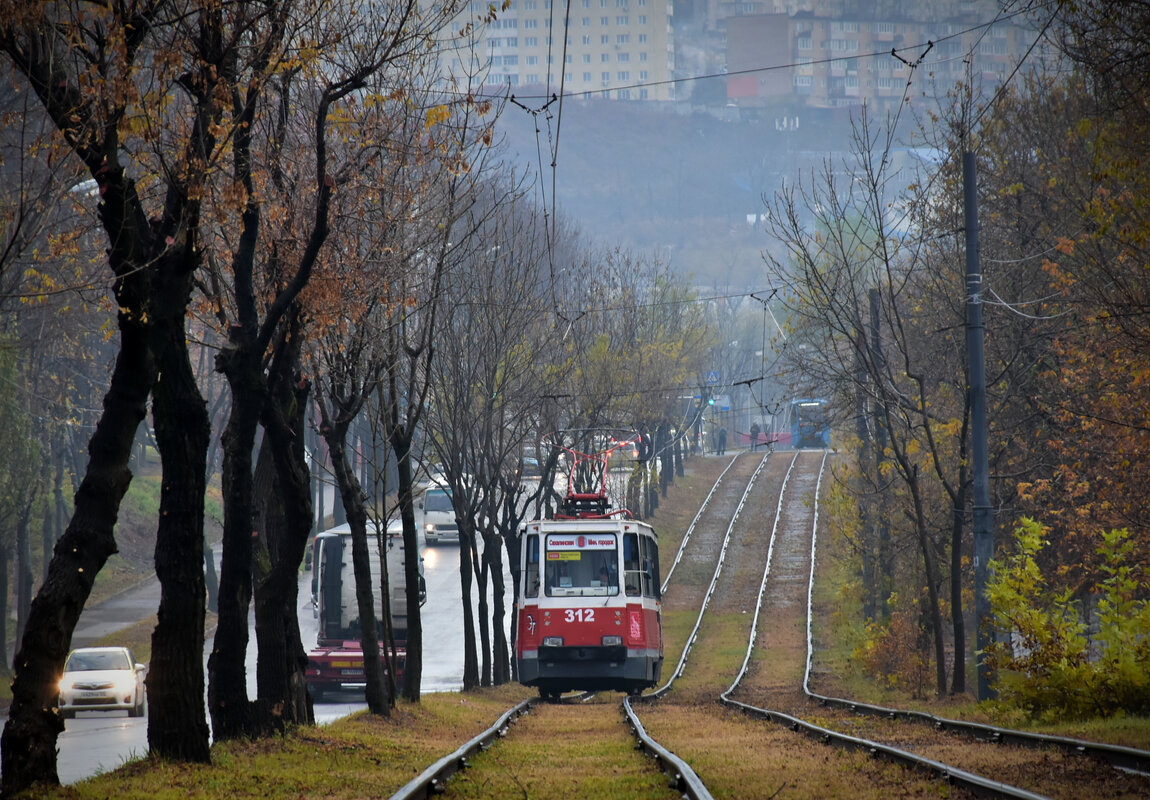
[564,608,595,622]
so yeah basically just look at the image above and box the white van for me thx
[420,484,458,545]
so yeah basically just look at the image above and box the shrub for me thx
[984,518,1150,721]
[853,591,934,699]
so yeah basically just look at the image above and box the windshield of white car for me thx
[66,651,131,671]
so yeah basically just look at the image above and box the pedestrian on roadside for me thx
[717,425,728,455]
[749,421,760,451]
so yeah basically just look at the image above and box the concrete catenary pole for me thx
[964,150,994,700]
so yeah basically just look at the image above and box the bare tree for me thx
[308,236,393,713]
[765,110,966,697]
[358,79,503,701]
[425,179,560,688]
[203,0,469,736]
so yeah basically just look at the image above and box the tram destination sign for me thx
[546,534,616,550]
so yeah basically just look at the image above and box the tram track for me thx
[391,453,763,800]
[710,450,1150,800]
[632,450,985,798]
[391,450,1150,798]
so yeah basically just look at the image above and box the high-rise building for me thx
[724,8,1044,113]
[718,1,1048,113]
[435,0,1046,109]
[439,0,676,101]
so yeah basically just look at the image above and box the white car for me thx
[58,646,147,719]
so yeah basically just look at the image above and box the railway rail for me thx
[709,450,1150,800]
[390,450,1150,799]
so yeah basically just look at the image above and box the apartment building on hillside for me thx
[438,0,676,101]
[724,9,1043,113]
[434,0,1045,109]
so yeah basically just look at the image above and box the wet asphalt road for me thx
[13,537,489,785]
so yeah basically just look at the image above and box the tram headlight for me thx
[601,635,623,646]
[542,636,564,647]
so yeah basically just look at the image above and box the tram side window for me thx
[623,533,642,596]
[524,534,540,597]
[647,537,661,600]
[639,535,654,597]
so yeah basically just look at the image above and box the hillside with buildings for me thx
[494,99,852,283]
[462,0,1048,282]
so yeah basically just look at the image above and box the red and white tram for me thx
[515,438,663,698]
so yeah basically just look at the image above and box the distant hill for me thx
[493,99,855,284]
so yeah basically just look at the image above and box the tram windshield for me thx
[543,533,618,597]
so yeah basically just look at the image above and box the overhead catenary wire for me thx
[983,284,1072,320]
[499,0,1051,207]
[495,0,1062,290]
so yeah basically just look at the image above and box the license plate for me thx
[339,669,363,676]
[79,690,107,698]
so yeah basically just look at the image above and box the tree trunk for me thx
[377,524,400,708]
[251,438,289,733]
[208,346,262,740]
[854,330,877,622]
[487,531,510,685]
[475,540,492,687]
[464,520,492,688]
[253,328,317,728]
[909,477,948,698]
[326,428,390,714]
[658,422,672,498]
[503,526,521,684]
[1,309,154,796]
[459,529,479,690]
[626,465,641,516]
[647,462,659,518]
[204,540,220,615]
[147,276,212,761]
[391,437,424,701]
